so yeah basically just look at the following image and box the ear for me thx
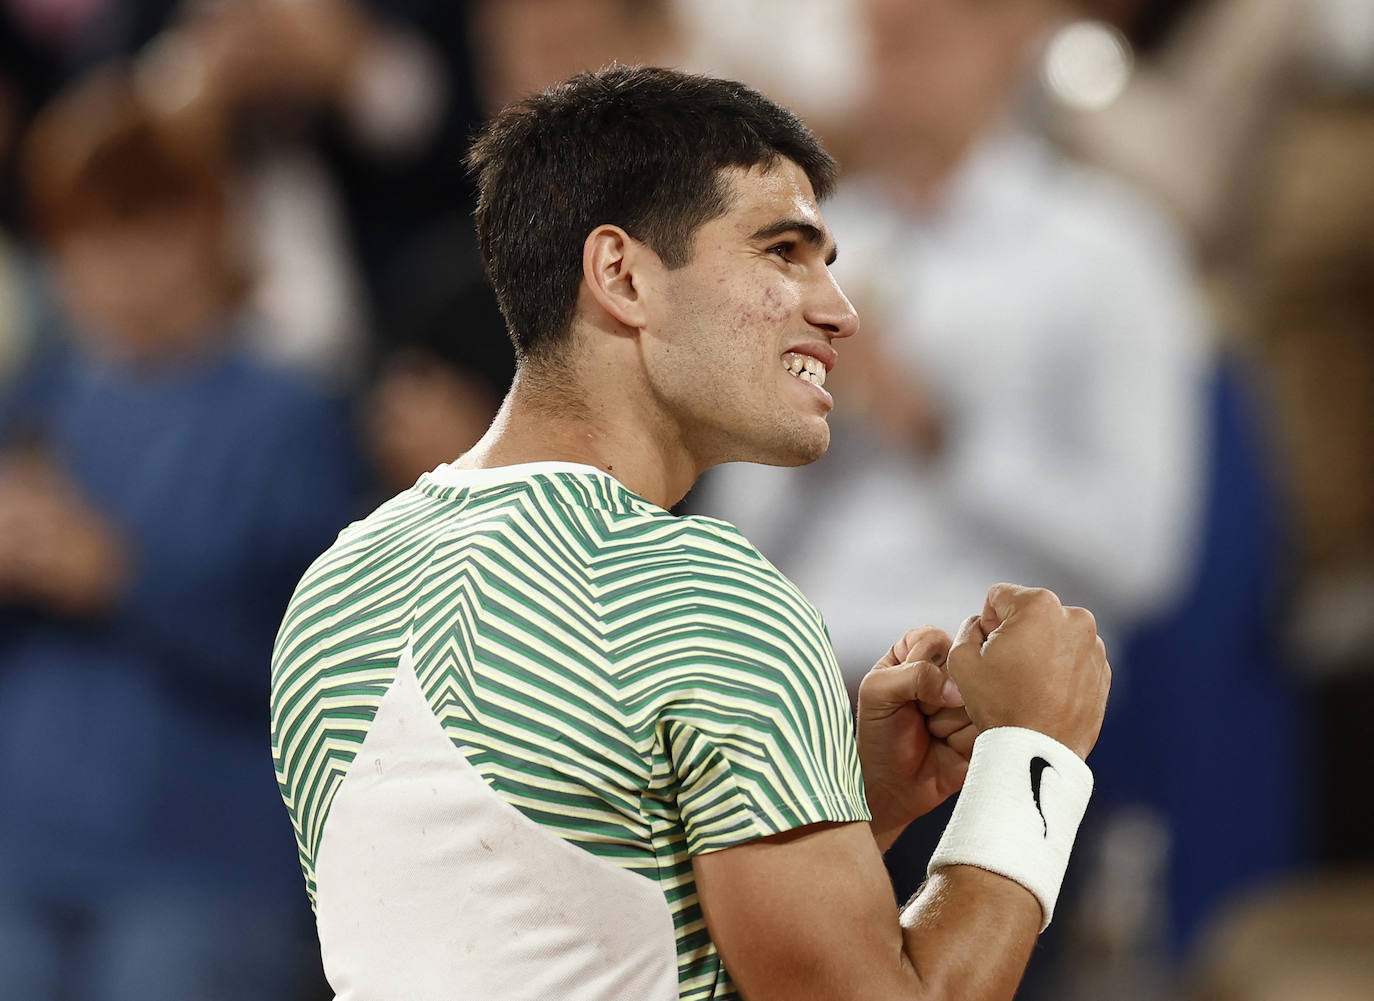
[581,225,656,332]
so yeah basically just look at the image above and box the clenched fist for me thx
[947,583,1110,760]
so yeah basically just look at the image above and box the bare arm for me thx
[694,823,1040,1001]
[693,584,1110,1001]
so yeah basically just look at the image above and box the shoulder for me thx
[609,509,833,671]
[660,511,819,615]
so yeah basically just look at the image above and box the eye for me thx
[766,242,796,262]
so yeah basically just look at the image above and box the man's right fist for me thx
[946,583,1111,760]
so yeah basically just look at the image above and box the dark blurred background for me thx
[0,1,1369,999]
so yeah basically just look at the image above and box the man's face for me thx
[54,206,225,357]
[862,0,1056,145]
[639,160,859,469]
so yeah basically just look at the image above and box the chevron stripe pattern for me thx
[270,466,868,1000]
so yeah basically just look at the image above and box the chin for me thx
[753,423,830,468]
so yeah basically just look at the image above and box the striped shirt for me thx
[270,462,869,1000]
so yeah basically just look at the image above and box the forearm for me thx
[896,866,1040,1000]
[891,728,1092,997]
[707,592,1107,1001]
[871,819,904,855]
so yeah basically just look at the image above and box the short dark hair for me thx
[466,65,838,364]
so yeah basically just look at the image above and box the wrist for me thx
[862,774,923,854]
[869,816,906,855]
[927,726,1093,930]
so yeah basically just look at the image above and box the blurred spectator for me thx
[0,67,365,1000]
[0,0,180,226]
[468,0,679,115]
[694,0,1240,989]
[701,0,1209,675]
[1246,93,1374,871]
[0,78,34,388]
[672,0,867,146]
[362,228,514,494]
[1185,870,1374,1001]
[2,0,489,385]
[1049,0,1374,269]
[1048,0,1313,267]
[357,0,685,494]
[1049,0,1374,870]
[142,0,465,385]
[0,227,29,386]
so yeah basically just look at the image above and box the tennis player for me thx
[271,65,1110,1001]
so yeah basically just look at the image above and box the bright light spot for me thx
[134,32,206,117]
[1043,20,1134,112]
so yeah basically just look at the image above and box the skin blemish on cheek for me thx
[760,286,790,324]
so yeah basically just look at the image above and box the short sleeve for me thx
[647,571,870,856]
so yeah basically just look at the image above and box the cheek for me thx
[760,285,792,324]
[733,284,796,330]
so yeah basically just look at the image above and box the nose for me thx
[804,269,860,341]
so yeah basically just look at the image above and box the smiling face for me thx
[639,159,859,470]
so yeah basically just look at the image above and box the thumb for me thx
[980,581,1026,634]
[946,613,986,691]
[952,612,987,652]
[858,657,961,716]
[910,658,962,708]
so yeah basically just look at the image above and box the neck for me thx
[457,367,701,510]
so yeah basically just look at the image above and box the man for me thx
[271,66,1110,1000]
[0,69,363,999]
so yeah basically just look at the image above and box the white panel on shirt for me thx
[314,647,679,1001]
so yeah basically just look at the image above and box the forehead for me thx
[710,161,830,241]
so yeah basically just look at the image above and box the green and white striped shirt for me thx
[271,462,868,1000]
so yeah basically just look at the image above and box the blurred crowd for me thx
[0,1,1370,999]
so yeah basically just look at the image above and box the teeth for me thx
[783,352,826,387]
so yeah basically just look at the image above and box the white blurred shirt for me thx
[701,130,1210,682]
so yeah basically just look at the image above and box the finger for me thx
[945,614,986,686]
[870,635,906,672]
[951,613,986,650]
[875,624,951,672]
[922,741,971,797]
[898,626,952,668]
[924,706,971,740]
[981,582,1060,634]
[980,583,1018,634]
[904,658,962,708]
[946,722,978,759]
[858,657,946,715]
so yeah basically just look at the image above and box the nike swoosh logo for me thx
[1030,756,1053,837]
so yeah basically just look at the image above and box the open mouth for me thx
[782,351,826,387]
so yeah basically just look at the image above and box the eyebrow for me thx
[749,218,838,265]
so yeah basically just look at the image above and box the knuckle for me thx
[1066,601,1099,626]
[903,625,932,645]
[856,668,888,697]
[856,672,876,699]
[907,624,952,655]
[1066,605,1098,635]
[945,642,973,671]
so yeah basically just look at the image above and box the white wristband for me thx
[927,727,1093,930]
